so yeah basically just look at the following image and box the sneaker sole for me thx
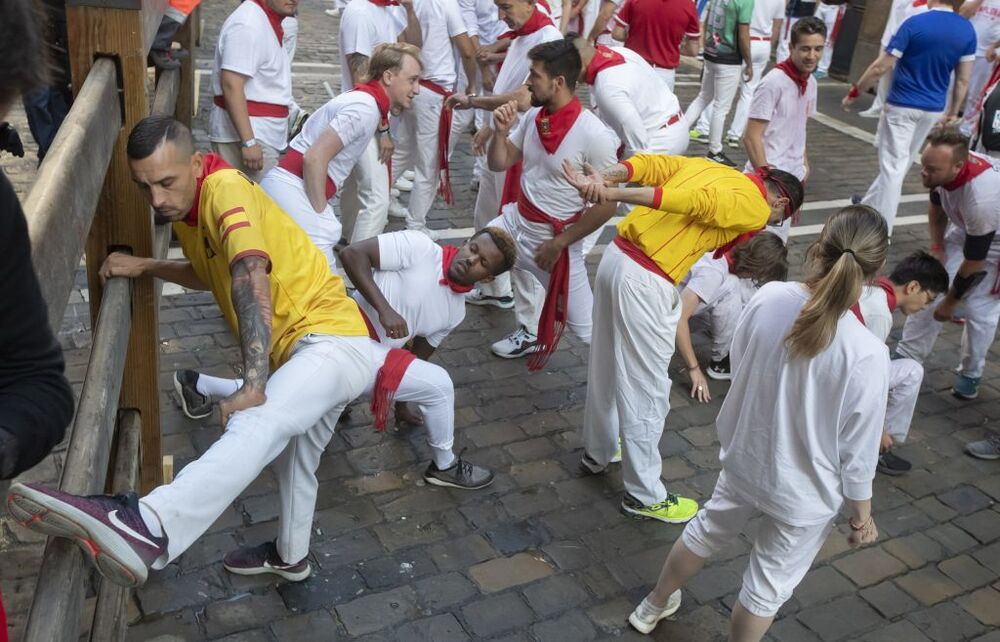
[579,456,607,475]
[620,503,697,524]
[423,475,495,490]
[6,484,148,587]
[628,598,682,635]
[173,372,212,420]
[965,447,1000,460]
[952,389,978,400]
[466,298,515,309]
[223,561,312,582]
[490,345,541,359]
[876,464,908,476]
[705,370,731,381]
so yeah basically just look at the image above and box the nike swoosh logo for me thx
[108,510,159,548]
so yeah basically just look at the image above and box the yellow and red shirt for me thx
[616,154,771,283]
[173,155,368,367]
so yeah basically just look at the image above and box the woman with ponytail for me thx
[628,206,891,640]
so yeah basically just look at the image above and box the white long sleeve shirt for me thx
[717,282,890,527]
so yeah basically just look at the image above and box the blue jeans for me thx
[22,85,71,162]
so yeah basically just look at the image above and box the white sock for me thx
[138,501,164,538]
[195,374,243,400]
[432,448,456,470]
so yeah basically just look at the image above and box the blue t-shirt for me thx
[886,9,977,112]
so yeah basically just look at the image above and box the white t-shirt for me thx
[507,107,619,226]
[493,19,563,94]
[681,253,737,308]
[881,0,929,47]
[457,0,479,36]
[746,68,817,181]
[591,46,682,156]
[717,281,889,527]
[352,231,467,348]
[750,0,786,38]
[414,0,468,88]
[854,283,894,343]
[972,0,1000,57]
[338,0,407,93]
[934,153,1000,261]
[210,1,292,149]
[288,91,382,193]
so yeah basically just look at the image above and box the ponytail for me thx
[785,206,888,359]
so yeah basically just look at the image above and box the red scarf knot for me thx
[536,97,583,155]
[944,153,992,191]
[775,58,810,96]
[514,7,554,37]
[352,80,391,128]
[371,348,417,431]
[584,45,626,86]
[253,0,285,45]
[439,245,474,293]
[185,154,233,226]
[420,79,456,205]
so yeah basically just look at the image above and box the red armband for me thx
[847,85,860,99]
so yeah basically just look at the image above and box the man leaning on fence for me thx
[6,115,377,587]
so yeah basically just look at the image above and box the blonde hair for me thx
[785,205,888,359]
[366,42,423,83]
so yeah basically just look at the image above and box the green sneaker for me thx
[688,129,708,144]
[611,439,622,463]
[622,492,699,524]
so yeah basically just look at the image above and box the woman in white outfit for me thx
[628,205,890,640]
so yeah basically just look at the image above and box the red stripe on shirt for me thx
[221,220,251,243]
[217,207,247,229]
[228,249,271,269]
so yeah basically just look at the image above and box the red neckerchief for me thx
[714,230,761,261]
[944,154,992,191]
[252,0,285,45]
[775,58,810,96]
[184,154,233,226]
[584,45,626,85]
[439,245,474,293]
[514,7,554,37]
[352,80,391,129]
[368,0,401,6]
[875,276,897,312]
[371,348,417,431]
[537,0,552,15]
[912,0,927,6]
[535,97,583,155]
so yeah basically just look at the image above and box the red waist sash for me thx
[613,235,675,283]
[213,95,289,118]
[420,79,456,205]
[277,148,336,201]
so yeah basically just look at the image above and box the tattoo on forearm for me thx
[231,256,272,392]
[347,53,369,83]
[602,164,629,184]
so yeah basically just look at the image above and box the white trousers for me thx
[653,67,677,92]
[682,471,834,617]
[688,287,742,361]
[582,242,682,506]
[776,17,802,62]
[683,61,743,154]
[260,168,341,274]
[816,4,843,73]
[489,207,594,341]
[143,335,373,566]
[861,104,941,234]
[886,357,922,443]
[211,141,280,184]
[340,137,391,243]
[391,89,447,232]
[694,40,770,140]
[897,239,1000,379]
[962,56,995,136]
[474,168,512,298]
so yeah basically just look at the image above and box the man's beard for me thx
[530,93,544,107]
[153,211,173,225]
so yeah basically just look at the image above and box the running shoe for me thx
[725,134,741,149]
[223,541,311,582]
[173,370,212,420]
[688,129,709,145]
[491,326,541,359]
[705,151,736,167]
[877,451,912,476]
[965,434,1000,460]
[621,492,699,524]
[424,458,494,489]
[388,198,409,219]
[952,374,981,400]
[706,355,731,381]
[628,591,682,634]
[465,287,514,309]
[580,453,607,475]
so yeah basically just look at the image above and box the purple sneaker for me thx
[223,541,311,582]
[5,482,166,587]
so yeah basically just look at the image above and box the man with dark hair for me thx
[483,39,619,362]
[7,116,375,588]
[743,16,826,241]
[896,129,1000,405]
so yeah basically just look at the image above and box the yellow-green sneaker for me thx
[611,439,622,463]
[688,129,709,144]
[622,493,699,524]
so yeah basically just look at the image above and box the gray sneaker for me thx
[173,370,212,420]
[424,458,494,490]
[965,435,1000,460]
[223,541,311,582]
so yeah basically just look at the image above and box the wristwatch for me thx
[241,138,258,149]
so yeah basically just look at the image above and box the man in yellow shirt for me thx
[563,154,803,525]
[7,116,374,587]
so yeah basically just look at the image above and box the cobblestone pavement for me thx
[2,1,999,640]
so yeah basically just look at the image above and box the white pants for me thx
[886,357,922,443]
[582,242,682,506]
[816,4,843,73]
[211,141,280,184]
[861,104,941,233]
[776,17,802,62]
[654,67,676,92]
[489,207,593,341]
[867,71,891,116]
[683,61,743,154]
[682,471,834,617]
[260,168,341,274]
[340,137,391,243]
[962,56,995,136]
[392,89,447,232]
[474,168,512,298]
[694,40,770,140]
[143,335,373,566]
[897,239,1000,379]
[688,287,741,361]
[650,117,692,155]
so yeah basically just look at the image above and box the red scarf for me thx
[514,7,554,37]
[775,58,810,96]
[500,161,524,209]
[850,277,897,324]
[253,0,285,45]
[368,0,401,6]
[420,80,456,205]
[371,348,417,431]
[0,587,7,642]
[584,45,626,85]
[536,97,583,155]
[439,245,474,293]
[353,80,391,129]
[714,229,761,261]
[613,235,672,282]
[944,153,993,191]
[185,154,233,226]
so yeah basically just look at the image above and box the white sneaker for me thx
[858,106,881,119]
[403,169,415,180]
[470,176,480,191]
[395,176,414,192]
[628,592,682,635]
[388,199,409,219]
[390,187,401,198]
[491,326,541,359]
[324,8,339,16]
[725,135,741,149]
[465,287,514,309]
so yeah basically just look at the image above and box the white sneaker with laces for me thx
[388,199,409,219]
[491,326,541,359]
[465,287,514,309]
[628,591,682,635]
[858,106,881,119]
[395,176,414,192]
[324,7,339,16]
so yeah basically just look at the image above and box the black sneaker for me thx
[580,453,607,475]
[850,194,863,205]
[877,451,912,476]
[223,541,311,582]
[424,458,494,490]
[706,151,736,167]
[173,370,212,420]
[706,355,731,381]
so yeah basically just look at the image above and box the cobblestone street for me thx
[2,1,1000,640]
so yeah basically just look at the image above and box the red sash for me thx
[500,161,524,210]
[517,193,582,370]
[584,45,626,85]
[371,349,417,431]
[277,148,336,200]
[213,95,290,118]
[613,235,674,282]
[420,79,456,205]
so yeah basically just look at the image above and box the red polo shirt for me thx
[614,0,701,70]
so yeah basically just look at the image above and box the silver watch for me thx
[241,138,258,149]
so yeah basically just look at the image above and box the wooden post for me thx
[174,4,199,127]
[849,0,893,83]
[67,0,167,494]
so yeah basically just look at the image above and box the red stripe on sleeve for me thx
[221,220,251,243]
[622,160,635,181]
[217,206,247,229]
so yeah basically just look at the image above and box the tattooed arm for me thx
[219,255,272,424]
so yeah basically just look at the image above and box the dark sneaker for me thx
[173,370,212,420]
[952,374,981,400]
[580,452,607,475]
[877,451,912,476]
[465,288,515,309]
[705,151,736,167]
[491,326,541,359]
[850,194,863,205]
[223,541,311,582]
[965,434,1000,460]
[6,483,166,587]
[706,355,731,381]
[424,458,494,490]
